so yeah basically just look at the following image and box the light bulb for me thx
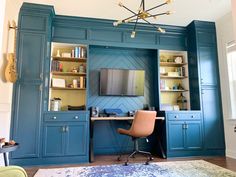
[131,31,136,38]
[166,0,173,4]
[113,20,122,26]
[118,2,124,7]
[158,27,166,33]
[166,11,173,15]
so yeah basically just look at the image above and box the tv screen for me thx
[100,68,145,96]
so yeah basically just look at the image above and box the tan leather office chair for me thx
[117,110,156,165]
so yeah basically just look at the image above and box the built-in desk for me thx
[90,116,165,162]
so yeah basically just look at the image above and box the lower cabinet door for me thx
[43,123,65,157]
[202,87,225,150]
[185,121,203,150]
[168,121,185,151]
[65,122,88,156]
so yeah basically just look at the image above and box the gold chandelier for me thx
[113,0,173,38]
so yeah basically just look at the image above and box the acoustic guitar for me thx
[5,21,18,83]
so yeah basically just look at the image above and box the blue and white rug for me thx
[34,160,236,177]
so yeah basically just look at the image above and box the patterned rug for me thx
[34,160,236,177]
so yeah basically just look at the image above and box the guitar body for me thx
[5,21,18,83]
[5,53,17,82]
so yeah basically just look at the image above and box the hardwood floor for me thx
[25,155,236,177]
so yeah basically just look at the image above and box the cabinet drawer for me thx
[44,112,88,122]
[167,113,201,120]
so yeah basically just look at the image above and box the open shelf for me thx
[52,71,86,76]
[160,76,188,79]
[160,62,188,67]
[52,56,87,62]
[160,89,189,92]
[51,87,86,90]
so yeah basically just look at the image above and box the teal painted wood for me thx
[43,112,89,161]
[11,82,42,158]
[10,2,54,164]
[88,46,157,154]
[65,122,88,156]
[185,121,203,150]
[168,121,185,151]
[17,32,45,81]
[187,21,225,155]
[166,111,203,157]
[52,15,188,50]
[43,123,65,157]
[201,87,225,150]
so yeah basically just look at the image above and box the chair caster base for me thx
[124,162,128,166]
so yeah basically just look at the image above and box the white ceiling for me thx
[22,0,232,26]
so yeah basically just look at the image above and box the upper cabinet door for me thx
[17,32,45,81]
[199,46,218,86]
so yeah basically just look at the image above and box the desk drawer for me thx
[167,112,201,120]
[44,112,88,122]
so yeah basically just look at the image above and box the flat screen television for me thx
[100,68,145,96]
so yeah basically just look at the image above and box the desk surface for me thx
[91,116,165,121]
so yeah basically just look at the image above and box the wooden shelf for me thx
[160,76,188,79]
[51,87,86,90]
[160,62,188,67]
[52,56,87,62]
[160,89,189,92]
[52,72,86,76]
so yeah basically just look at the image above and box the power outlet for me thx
[234,125,236,133]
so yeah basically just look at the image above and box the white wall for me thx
[232,0,236,39]
[0,0,22,166]
[216,12,236,159]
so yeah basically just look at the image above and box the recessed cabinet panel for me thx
[202,88,225,149]
[90,30,122,42]
[197,31,216,45]
[168,121,185,151]
[199,46,218,85]
[20,15,47,32]
[18,32,45,80]
[53,27,87,41]
[159,35,187,49]
[43,124,65,157]
[65,123,87,156]
[185,121,202,150]
[125,32,156,45]
[11,83,42,158]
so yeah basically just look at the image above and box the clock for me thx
[174,56,183,63]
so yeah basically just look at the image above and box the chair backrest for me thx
[129,110,156,138]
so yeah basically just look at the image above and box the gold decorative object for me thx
[113,0,173,38]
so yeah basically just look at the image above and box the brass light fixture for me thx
[113,0,173,38]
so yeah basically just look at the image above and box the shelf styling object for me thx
[113,0,173,38]
[177,93,187,110]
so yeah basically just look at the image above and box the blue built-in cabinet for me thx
[187,21,225,155]
[10,2,225,166]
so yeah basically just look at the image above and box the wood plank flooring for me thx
[25,155,236,177]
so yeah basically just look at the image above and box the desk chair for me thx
[117,110,156,165]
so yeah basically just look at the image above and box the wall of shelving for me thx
[49,43,87,111]
[159,50,190,111]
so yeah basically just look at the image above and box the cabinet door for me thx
[43,123,65,157]
[168,121,185,151]
[202,87,225,150]
[17,32,45,81]
[199,46,218,86]
[11,83,42,158]
[185,121,203,150]
[65,122,88,156]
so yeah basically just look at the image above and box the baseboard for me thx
[226,149,236,159]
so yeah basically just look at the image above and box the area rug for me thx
[34,160,236,177]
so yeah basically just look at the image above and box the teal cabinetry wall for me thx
[187,21,225,155]
[10,3,225,166]
[166,111,203,157]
